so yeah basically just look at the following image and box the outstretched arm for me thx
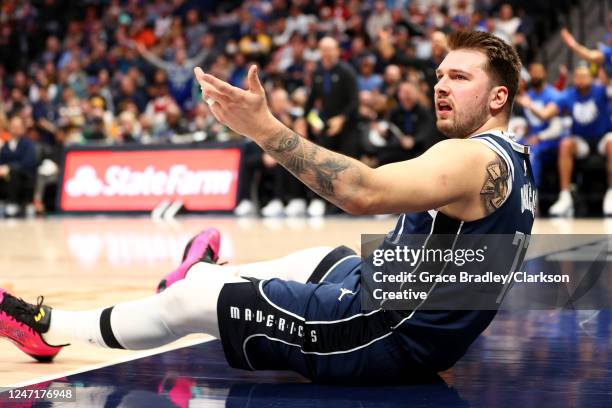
[195,65,505,219]
[135,43,172,71]
[516,94,560,121]
[561,28,605,65]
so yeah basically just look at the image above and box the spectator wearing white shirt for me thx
[366,0,392,41]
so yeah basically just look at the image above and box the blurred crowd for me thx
[0,0,560,217]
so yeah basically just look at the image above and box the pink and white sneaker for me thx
[156,228,221,293]
[0,289,67,362]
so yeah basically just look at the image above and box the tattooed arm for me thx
[261,126,371,213]
[194,65,509,219]
[195,65,375,214]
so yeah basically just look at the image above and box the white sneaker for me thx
[261,199,284,217]
[234,199,256,217]
[4,203,19,217]
[603,189,612,216]
[25,204,36,218]
[284,199,307,217]
[548,190,574,217]
[307,199,326,217]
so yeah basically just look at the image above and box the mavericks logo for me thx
[229,306,318,343]
[521,183,537,216]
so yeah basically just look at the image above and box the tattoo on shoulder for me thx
[480,157,509,214]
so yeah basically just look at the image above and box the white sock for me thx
[185,246,334,283]
[43,308,106,347]
[42,272,239,350]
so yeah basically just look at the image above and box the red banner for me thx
[60,147,241,211]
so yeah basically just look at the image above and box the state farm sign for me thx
[59,147,241,211]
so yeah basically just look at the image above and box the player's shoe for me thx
[156,228,221,293]
[548,190,574,217]
[0,289,66,362]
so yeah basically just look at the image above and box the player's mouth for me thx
[436,100,453,113]
[436,100,453,118]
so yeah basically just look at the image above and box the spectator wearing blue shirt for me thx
[0,116,38,218]
[519,63,564,189]
[520,65,612,217]
[136,43,210,111]
[357,55,383,92]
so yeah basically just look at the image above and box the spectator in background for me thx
[561,27,612,79]
[284,5,314,38]
[519,65,612,217]
[366,0,392,41]
[239,19,273,65]
[141,84,179,142]
[165,104,190,139]
[357,55,382,92]
[493,4,521,44]
[116,110,141,143]
[381,64,402,101]
[184,9,208,56]
[228,52,248,88]
[368,82,439,167]
[136,42,210,111]
[301,36,359,216]
[114,75,148,115]
[0,116,37,218]
[519,63,564,189]
[57,87,85,144]
[189,102,217,141]
[493,3,527,59]
[39,35,61,66]
[31,84,59,147]
[260,88,307,217]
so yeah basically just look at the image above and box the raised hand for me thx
[194,65,280,141]
[560,28,576,49]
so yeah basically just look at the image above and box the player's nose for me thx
[434,77,450,96]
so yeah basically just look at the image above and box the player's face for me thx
[434,49,492,138]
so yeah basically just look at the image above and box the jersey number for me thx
[496,231,530,304]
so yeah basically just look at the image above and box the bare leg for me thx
[558,137,577,191]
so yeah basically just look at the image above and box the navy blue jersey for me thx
[382,130,536,371]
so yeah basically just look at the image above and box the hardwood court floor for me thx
[0,216,610,387]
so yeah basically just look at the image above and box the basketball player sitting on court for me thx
[0,31,535,384]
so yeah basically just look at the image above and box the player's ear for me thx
[490,85,509,112]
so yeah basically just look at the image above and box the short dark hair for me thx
[448,31,522,116]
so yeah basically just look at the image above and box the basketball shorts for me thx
[216,246,418,384]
